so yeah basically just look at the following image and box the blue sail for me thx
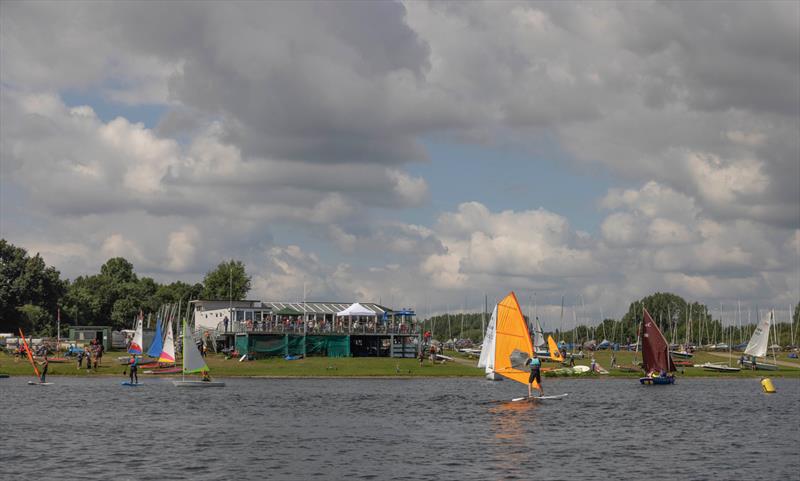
[147,317,164,358]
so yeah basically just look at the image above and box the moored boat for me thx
[741,311,779,371]
[638,307,676,385]
[698,362,741,372]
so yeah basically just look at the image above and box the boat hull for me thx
[740,360,778,371]
[485,372,503,381]
[143,367,182,374]
[173,380,226,387]
[699,362,741,372]
[639,375,675,385]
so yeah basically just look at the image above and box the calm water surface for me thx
[2,376,798,480]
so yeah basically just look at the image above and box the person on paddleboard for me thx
[127,354,138,384]
[525,353,543,397]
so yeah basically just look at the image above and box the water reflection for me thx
[487,399,538,477]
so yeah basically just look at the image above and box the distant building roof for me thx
[190,299,411,316]
[190,300,263,310]
[263,301,392,315]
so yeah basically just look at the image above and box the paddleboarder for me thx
[125,354,139,384]
[526,353,543,397]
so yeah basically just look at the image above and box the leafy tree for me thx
[0,240,66,331]
[100,257,137,284]
[202,260,250,301]
[17,304,53,335]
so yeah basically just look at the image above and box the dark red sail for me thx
[641,307,676,373]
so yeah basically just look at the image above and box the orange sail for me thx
[493,292,539,389]
[547,335,564,362]
[19,329,40,378]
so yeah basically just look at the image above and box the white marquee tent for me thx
[336,303,376,317]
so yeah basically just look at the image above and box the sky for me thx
[1,1,798,327]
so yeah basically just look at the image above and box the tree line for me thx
[2,239,798,344]
[0,239,251,336]
[420,292,800,347]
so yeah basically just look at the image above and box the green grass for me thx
[562,349,800,378]
[1,348,798,379]
[0,350,483,378]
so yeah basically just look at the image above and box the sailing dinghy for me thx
[477,305,501,380]
[740,311,778,371]
[173,321,225,387]
[532,317,549,357]
[490,292,567,402]
[639,307,676,385]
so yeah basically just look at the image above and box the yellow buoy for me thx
[761,378,776,394]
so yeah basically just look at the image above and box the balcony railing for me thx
[221,320,420,336]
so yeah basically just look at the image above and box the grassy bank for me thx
[1,349,798,379]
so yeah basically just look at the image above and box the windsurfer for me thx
[39,355,49,383]
[526,353,542,397]
[201,370,211,382]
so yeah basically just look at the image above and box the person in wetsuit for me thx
[128,354,138,384]
[526,353,543,397]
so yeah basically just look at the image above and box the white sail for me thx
[477,305,498,373]
[158,318,176,363]
[128,317,144,355]
[182,321,209,373]
[533,317,546,349]
[744,310,772,358]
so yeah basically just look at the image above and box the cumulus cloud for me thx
[1,2,797,320]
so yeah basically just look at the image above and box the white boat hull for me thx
[698,362,741,372]
[173,380,226,387]
[739,360,778,371]
[485,372,503,381]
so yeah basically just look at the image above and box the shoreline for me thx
[3,350,799,379]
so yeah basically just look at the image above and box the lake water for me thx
[2,376,798,480]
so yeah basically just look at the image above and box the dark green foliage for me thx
[422,312,489,342]
[0,240,66,332]
[1,239,248,334]
[201,260,250,301]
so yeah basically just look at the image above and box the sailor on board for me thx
[525,353,543,397]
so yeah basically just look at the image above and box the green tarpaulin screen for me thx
[237,334,351,358]
[235,335,249,356]
[306,335,350,357]
[287,335,305,356]
[252,336,287,356]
